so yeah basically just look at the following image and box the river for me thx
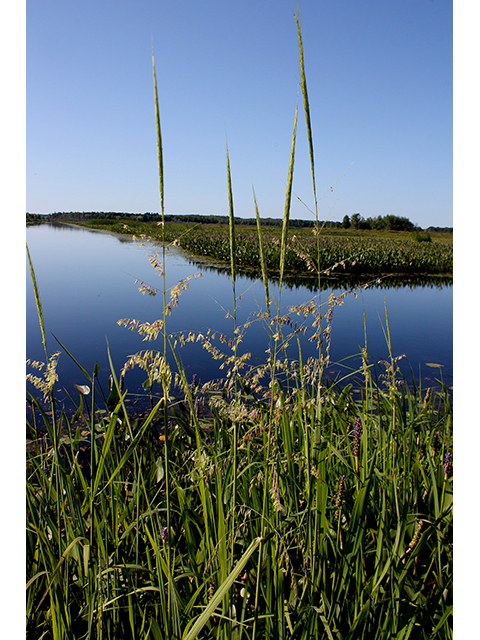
[26,223,452,412]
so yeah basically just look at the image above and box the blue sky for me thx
[26,0,452,227]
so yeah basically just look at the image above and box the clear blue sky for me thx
[26,0,453,227]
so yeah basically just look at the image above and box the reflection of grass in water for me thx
[181,259,453,292]
[26,13,452,640]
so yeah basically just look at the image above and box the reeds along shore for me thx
[26,14,452,640]
[63,217,453,278]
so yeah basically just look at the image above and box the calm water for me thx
[26,223,452,411]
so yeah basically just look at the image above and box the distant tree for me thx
[366,216,384,230]
[426,226,453,233]
[350,213,361,229]
[342,214,351,229]
[383,215,414,231]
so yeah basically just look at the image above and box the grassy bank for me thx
[64,218,453,279]
[27,354,453,639]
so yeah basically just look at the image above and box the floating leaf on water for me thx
[74,384,91,395]
[425,363,443,369]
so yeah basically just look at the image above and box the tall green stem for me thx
[152,47,173,634]
[294,11,323,391]
[270,99,298,421]
[226,140,238,580]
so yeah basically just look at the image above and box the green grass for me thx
[26,354,453,639]
[26,13,452,639]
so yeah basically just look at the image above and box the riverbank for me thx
[50,217,453,278]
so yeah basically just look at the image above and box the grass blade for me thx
[152,47,164,221]
[279,98,298,291]
[253,185,270,317]
[226,139,236,289]
[27,243,48,360]
[183,537,262,640]
[294,9,317,208]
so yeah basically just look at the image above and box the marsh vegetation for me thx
[42,216,453,281]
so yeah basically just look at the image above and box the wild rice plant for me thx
[171,226,452,277]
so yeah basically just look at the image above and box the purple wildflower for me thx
[336,475,346,508]
[353,418,362,457]
[443,451,453,478]
[353,418,362,475]
[304,555,311,574]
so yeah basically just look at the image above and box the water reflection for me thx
[26,223,452,414]
[184,258,453,292]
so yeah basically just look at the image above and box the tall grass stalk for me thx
[253,186,270,318]
[225,138,239,636]
[26,244,66,571]
[278,98,298,297]
[268,98,298,423]
[27,244,48,361]
[152,47,175,634]
[294,10,318,217]
[294,10,324,402]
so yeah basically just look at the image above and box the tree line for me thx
[26,211,452,233]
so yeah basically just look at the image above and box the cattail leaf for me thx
[312,606,335,640]
[35,535,88,613]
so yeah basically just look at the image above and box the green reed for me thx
[253,186,271,318]
[152,46,178,634]
[175,226,452,276]
[68,218,453,277]
[26,14,452,640]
